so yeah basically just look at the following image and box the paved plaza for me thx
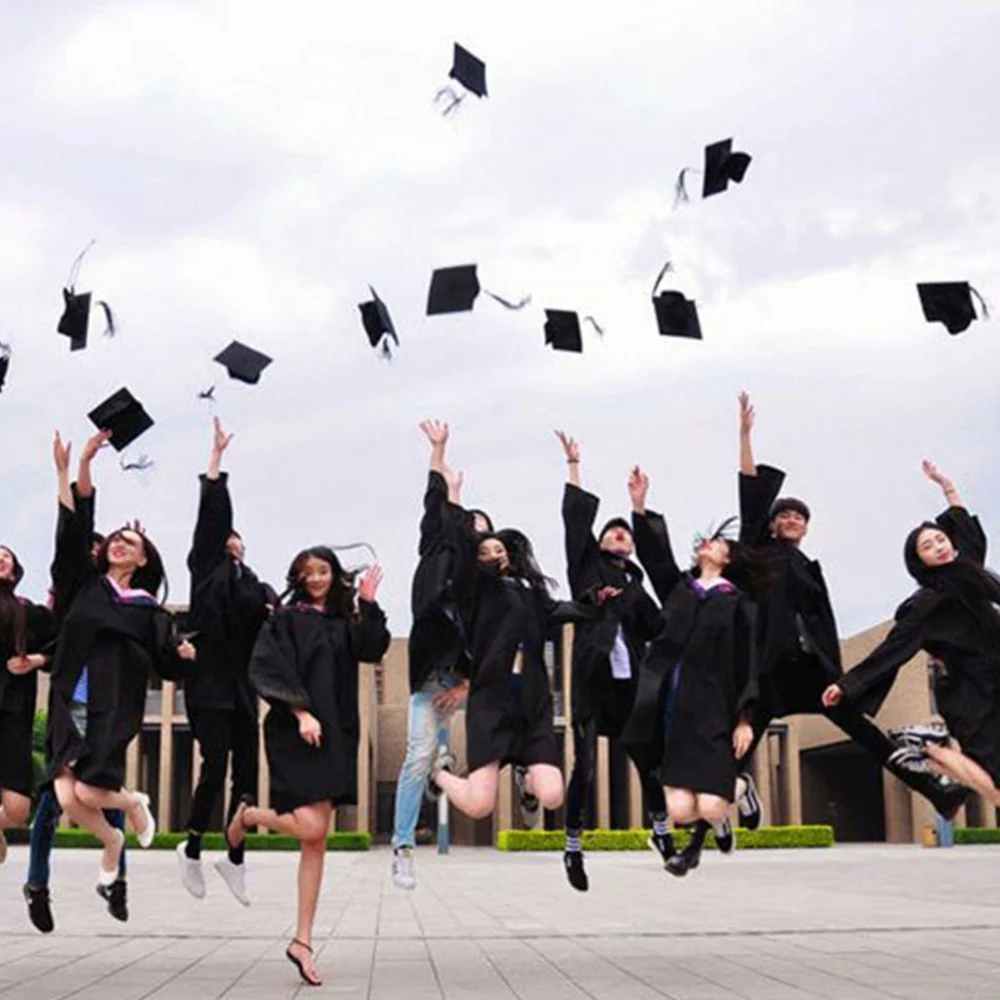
[1,844,999,999]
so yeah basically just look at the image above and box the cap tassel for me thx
[0,340,11,394]
[651,259,675,298]
[198,385,216,401]
[379,337,394,361]
[65,238,97,291]
[483,289,531,310]
[120,453,154,473]
[97,300,116,338]
[583,315,605,337]
[434,86,464,116]
[673,169,697,208]
[971,285,991,320]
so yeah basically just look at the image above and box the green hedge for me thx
[4,829,371,851]
[955,827,1000,845]
[496,825,834,852]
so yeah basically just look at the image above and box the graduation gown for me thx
[407,471,473,692]
[562,483,661,734]
[622,509,758,800]
[0,598,56,795]
[739,465,855,715]
[249,600,390,813]
[185,473,275,716]
[839,506,1000,783]
[462,567,592,772]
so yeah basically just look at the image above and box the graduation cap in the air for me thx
[358,286,399,360]
[675,138,753,205]
[88,387,154,451]
[543,310,582,353]
[213,341,273,384]
[56,241,117,352]
[426,264,530,315]
[434,43,488,115]
[0,341,10,394]
[652,260,702,340]
[917,281,990,336]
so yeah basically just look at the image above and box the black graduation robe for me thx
[839,506,1000,783]
[249,600,390,813]
[407,471,473,693]
[739,464,854,715]
[621,509,758,800]
[185,473,275,716]
[562,483,661,734]
[46,498,191,789]
[0,597,56,795]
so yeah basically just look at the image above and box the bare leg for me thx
[695,793,730,825]
[0,789,31,829]
[55,775,123,873]
[525,764,564,810]
[228,800,330,846]
[666,787,697,825]
[434,763,500,819]
[287,830,329,986]
[74,782,152,841]
[925,745,1000,807]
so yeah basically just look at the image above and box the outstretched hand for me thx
[357,563,384,603]
[212,416,234,456]
[442,464,464,499]
[419,420,449,447]
[628,466,650,512]
[922,459,954,492]
[821,684,843,708]
[53,432,72,473]
[738,392,755,434]
[81,428,113,463]
[554,429,580,464]
[732,720,754,759]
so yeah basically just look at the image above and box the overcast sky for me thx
[2,0,999,640]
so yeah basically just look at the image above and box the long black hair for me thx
[483,528,558,597]
[283,545,355,618]
[903,521,1000,613]
[0,545,26,656]
[691,517,771,598]
[96,527,168,601]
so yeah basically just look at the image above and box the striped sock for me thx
[652,814,669,837]
[566,832,582,853]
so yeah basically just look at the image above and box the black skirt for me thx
[466,675,560,773]
[0,711,34,796]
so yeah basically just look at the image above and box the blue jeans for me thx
[391,673,462,850]
[27,703,128,887]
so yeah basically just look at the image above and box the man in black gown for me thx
[679,395,969,871]
[176,418,275,905]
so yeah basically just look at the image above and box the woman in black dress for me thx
[432,528,590,821]
[48,430,197,889]
[0,546,56,863]
[230,547,389,988]
[823,460,1000,806]
[622,467,761,872]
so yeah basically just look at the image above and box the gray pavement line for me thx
[521,937,639,1000]
[677,952,854,1000]
[475,942,527,1000]
[723,949,898,1000]
[364,874,385,1000]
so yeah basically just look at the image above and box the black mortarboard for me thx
[426,264,529,315]
[703,138,752,198]
[917,282,989,336]
[450,44,487,98]
[651,261,702,339]
[213,341,273,384]
[58,289,91,352]
[358,286,399,359]
[544,310,583,353]
[0,342,10,394]
[88,387,154,451]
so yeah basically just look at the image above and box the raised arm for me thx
[76,428,111,501]
[351,566,392,663]
[738,392,756,477]
[555,429,581,488]
[556,431,603,598]
[188,418,235,577]
[922,460,985,565]
[629,466,682,604]
[420,419,449,476]
[53,432,73,512]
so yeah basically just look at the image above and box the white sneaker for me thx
[392,848,417,890]
[132,792,156,848]
[175,842,206,899]
[214,857,251,907]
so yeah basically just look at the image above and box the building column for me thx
[257,700,269,834]
[596,736,611,829]
[159,681,175,833]
[627,761,643,828]
[562,624,574,783]
[784,725,802,826]
[492,766,513,842]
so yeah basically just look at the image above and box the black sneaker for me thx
[887,745,935,775]
[426,747,455,800]
[736,771,763,830]
[889,722,949,750]
[665,852,690,878]
[23,884,54,934]
[563,850,589,892]
[713,818,735,854]
[929,780,972,821]
[513,766,540,827]
[647,831,675,866]
[96,878,129,922]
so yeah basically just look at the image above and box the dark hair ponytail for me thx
[0,546,27,655]
[96,528,168,603]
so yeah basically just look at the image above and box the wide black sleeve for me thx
[738,464,786,546]
[248,611,310,708]
[418,471,450,557]
[837,600,926,704]
[937,505,987,566]
[631,509,682,606]
[150,610,196,682]
[350,599,391,663]
[50,484,96,621]
[542,595,599,625]
[633,588,664,643]
[562,483,601,599]
[187,473,233,579]
[734,598,759,720]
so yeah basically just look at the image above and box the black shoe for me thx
[647,831,675,866]
[736,771,763,830]
[23,884,54,934]
[563,850,589,892]
[889,722,949,750]
[713,818,735,854]
[514,766,540,827]
[96,878,129,922]
[665,852,690,878]
[929,780,973,821]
